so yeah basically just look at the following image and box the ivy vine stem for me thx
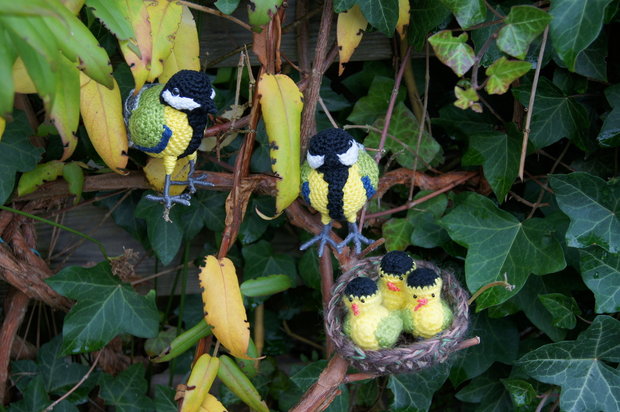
[467,280,515,306]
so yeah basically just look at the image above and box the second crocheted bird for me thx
[402,267,453,339]
[300,128,379,256]
[378,251,416,311]
[342,277,403,350]
[124,70,217,217]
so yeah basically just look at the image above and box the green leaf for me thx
[201,191,228,232]
[456,373,502,403]
[598,83,620,147]
[382,218,413,251]
[408,0,451,50]
[135,195,183,265]
[366,102,443,170]
[454,85,482,112]
[298,249,321,290]
[501,379,538,411]
[154,385,177,412]
[450,312,519,385]
[62,162,84,203]
[579,246,620,313]
[247,0,283,31]
[518,315,620,412]
[539,293,581,329]
[240,274,293,297]
[99,364,154,412]
[333,0,357,13]
[485,57,532,95]
[46,261,159,355]
[8,376,49,412]
[463,126,521,201]
[357,0,399,36]
[215,0,241,14]
[38,336,92,401]
[549,172,620,253]
[0,28,16,117]
[388,362,450,411]
[0,112,42,204]
[496,5,551,59]
[428,31,476,76]
[85,0,136,40]
[144,328,178,358]
[17,160,64,197]
[512,77,589,149]
[470,11,503,68]
[441,192,566,310]
[409,192,450,249]
[347,76,405,125]
[241,240,298,282]
[549,0,613,71]
[439,0,486,28]
[574,32,608,82]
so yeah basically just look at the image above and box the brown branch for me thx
[0,289,29,403]
[320,250,335,356]
[290,355,349,412]
[178,0,252,32]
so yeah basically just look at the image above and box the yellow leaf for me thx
[257,74,302,214]
[119,0,152,91]
[160,5,199,83]
[0,117,5,141]
[181,354,219,412]
[144,156,189,195]
[51,56,80,160]
[146,0,182,82]
[13,58,36,94]
[337,5,367,76]
[396,0,410,39]
[199,256,250,359]
[199,394,228,412]
[79,72,128,173]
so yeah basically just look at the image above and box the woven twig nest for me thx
[325,257,470,375]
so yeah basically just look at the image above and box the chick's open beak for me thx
[414,298,428,311]
[386,281,400,292]
[351,303,360,316]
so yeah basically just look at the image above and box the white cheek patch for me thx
[307,153,324,169]
[162,89,201,110]
[210,88,216,100]
[337,141,359,166]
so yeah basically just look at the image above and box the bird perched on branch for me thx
[342,277,402,351]
[378,251,416,311]
[402,267,453,339]
[124,70,217,219]
[300,128,379,256]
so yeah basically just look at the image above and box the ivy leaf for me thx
[408,0,451,51]
[538,293,581,329]
[366,102,443,170]
[574,32,608,82]
[382,218,413,251]
[512,77,588,149]
[46,261,159,355]
[439,0,486,29]
[215,0,240,14]
[501,379,538,411]
[241,240,298,282]
[357,0,399,36]
[388,362,451,411]
[549,173,620,253]
[463,125,521,201]
[99,364,154,412]
[298,249,321,290]
[512,276,566,341]
[454,85,482,112]
[598,83,620,147]
[428,31,476,76]
[8,376,50,412]
[485,57,532,95]
[408,191,450,249]
[549,0,613,71]
[153,385,177,412]
[135,195,183,265]
[347,76,405,125]
[579,246,620,313]
[0,111,42,204]
[441,192,566,310]
[518,316,620,412]
[496,6,551,59]
[456,373,502,403]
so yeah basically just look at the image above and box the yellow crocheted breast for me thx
[378,279,407,311]
[160,106,193,158]
[406,302,447,339]
[346,304,390,350]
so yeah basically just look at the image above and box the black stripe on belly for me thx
[321,166,349,221]
[178,111,208,159]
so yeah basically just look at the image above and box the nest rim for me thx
[325,257,471,376]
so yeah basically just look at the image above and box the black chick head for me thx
[344,277,378,298]
[380,251,415,277]
[160,70,217,114]
[406,267,440,288]
[306,128,359,170]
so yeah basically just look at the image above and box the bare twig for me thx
[467,278,515,306]
[179,0,252,31]
[283,321,324,351]
[409,41,431,201]
[320,250,335,356]
[318,97,339,129]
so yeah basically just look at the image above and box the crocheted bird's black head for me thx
[307,128,357,170]
[407,267,440,288]
[380,251,414,276]
[160,70,217,114]
[344,277,378,298]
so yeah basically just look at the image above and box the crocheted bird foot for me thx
[338,222,373,255]
[171,159,214,193]
[299,223,339,257]
[147,174,192,221]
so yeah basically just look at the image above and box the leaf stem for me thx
[467,280,515,306]
[0,205,108,260]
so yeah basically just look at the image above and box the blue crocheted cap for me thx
[407,267,439,288]
[380,251,414,276]
[160,70,217,114]
[344,277,378,297]
[308,128,354,168]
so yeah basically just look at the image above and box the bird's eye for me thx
[337,140,359,166]
[360,299,365,303]
[348,297,353,302]
[380,274,384,278]
[307,152,324,169]
[432,293,435,298]
[172,87,180,96]
[399,276,403,280]
[413,294,417,299]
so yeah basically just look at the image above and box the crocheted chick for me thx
[124,70,217,218]
[378,251,416,311]
[300,128,379,257]
[402,267,453,339]
[342,277,403,351]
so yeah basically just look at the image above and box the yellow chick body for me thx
[377,251,416,311]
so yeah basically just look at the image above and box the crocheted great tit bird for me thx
[124,70,217,216]
[401,267,453,339]
[300,128,379,257]
[342,277,403,351]
[378,251,416,311]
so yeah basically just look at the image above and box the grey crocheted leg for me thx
[146,174,191,221]
[338,222,373,254]
[170,159,213,193]
[299,223,339,257]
